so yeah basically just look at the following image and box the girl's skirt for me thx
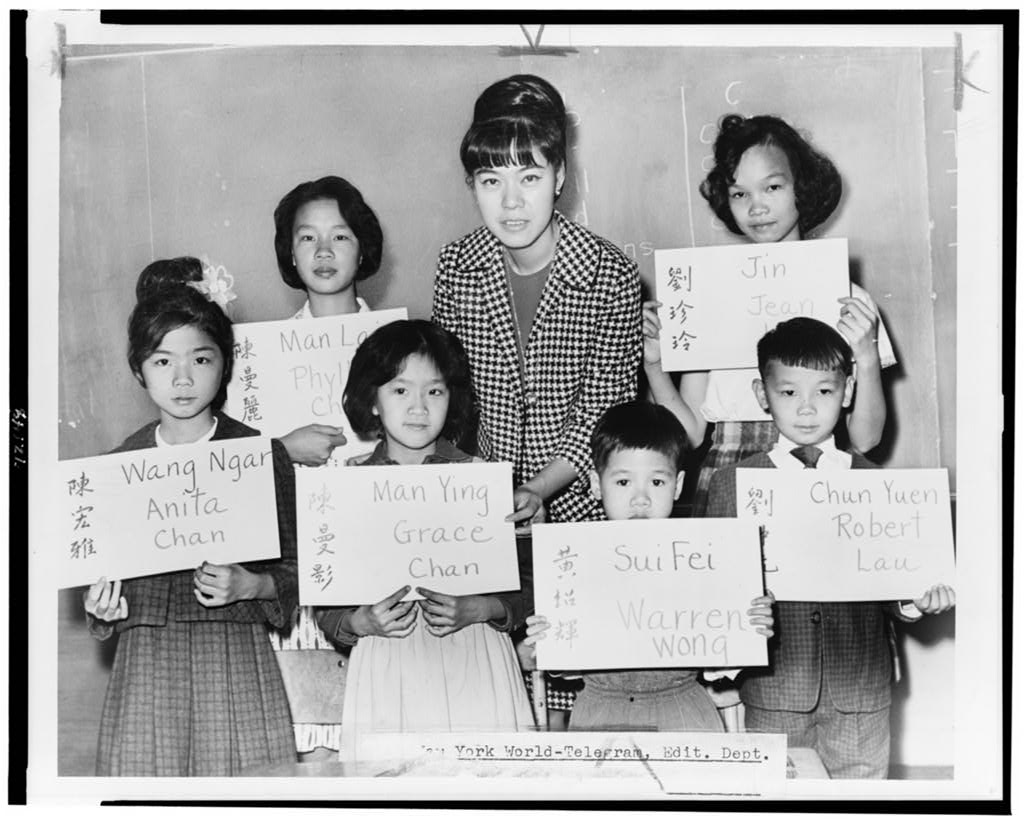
[340,619,534,759]
[96,621,295,776]
[691,420,780,515]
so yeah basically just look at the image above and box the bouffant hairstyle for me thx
[127,256,235,409]
[343,319,476,446]
[757,316,853,380]
[699,114,842,237]
[273,175,383,290]
[590,400,688,474]
[459,74,567,180]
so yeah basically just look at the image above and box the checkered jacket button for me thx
[810,610,822,624]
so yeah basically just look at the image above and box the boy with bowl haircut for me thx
[705,316,955,778]
[523,400,775,732]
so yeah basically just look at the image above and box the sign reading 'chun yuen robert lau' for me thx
[58,437,280,588]
[531,518,768,671]
[654,237,849,371]
[735,467,956,601]
[295,461,520,605]
[224,308,407,465]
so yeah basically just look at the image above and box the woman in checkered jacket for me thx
[432,74,642,725]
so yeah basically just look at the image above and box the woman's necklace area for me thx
[505,222,559,277]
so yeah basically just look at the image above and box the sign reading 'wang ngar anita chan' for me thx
[735,467,955,601]
[654,237,849,372]
[224,308,407,465]
[57,437,281,589]
[296,462,521,605]
[531,518,768,671]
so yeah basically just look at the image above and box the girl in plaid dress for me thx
[315,320,534,758]
[84,258,298,776]
[433,74,642,729]
[642,114,897,516]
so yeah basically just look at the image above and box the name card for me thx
[532,519,767,670]
[654,238,849,371]
[224,308,407,464]
[735,468,956,601]
[347,731,787,796]
[296,462,520,605]
[57,438,280,589]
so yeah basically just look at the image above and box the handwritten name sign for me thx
[532,519,767,670]
[654,238,849,371]
[735,468,955,601]
[296,462,520,605]
[224,308,407,464]
[58,437,280,589]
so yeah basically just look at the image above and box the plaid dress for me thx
[91,414,298,776]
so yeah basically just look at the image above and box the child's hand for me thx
[280,423,348,467]
[747,590,776,638]
[642,300,664,367]
[516,615,551,670]
[351,585,418,639]
[506,486,547,535]
[84,577,129,623]
[193,562,264,607]
[913,583,956,615]
[836,296,881,366]
[416,588,499,637]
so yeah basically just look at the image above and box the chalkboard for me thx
[57,44,956,484]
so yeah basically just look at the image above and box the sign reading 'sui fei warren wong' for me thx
[735,467,956,601]
[224,307,407,465]
[295,462,521,605]
[654,237,849,372]
[57,437,281,589]
[531,519,768,671]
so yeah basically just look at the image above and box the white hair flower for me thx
[188,256,237,310]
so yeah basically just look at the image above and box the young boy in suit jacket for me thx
[705,317,954,779]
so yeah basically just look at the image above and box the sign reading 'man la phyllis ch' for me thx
[58,437,281,589]
[225,308,407,465]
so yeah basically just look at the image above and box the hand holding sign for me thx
[350,585,418,639]
[192,560,272,608]
[913,583,956,615]
[836,294,881,366]
[279,423,348,467]
[83,577,128,623]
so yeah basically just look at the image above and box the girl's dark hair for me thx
[699,114,842,237]
[343,319,476,445]
[590,400,688,474]
[273,175,383,290]
[128,256,235,409]
[459,74,567,179]
[757,316,853,379]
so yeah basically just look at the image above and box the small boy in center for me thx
[522,400,775,732]
[705,316,955,778]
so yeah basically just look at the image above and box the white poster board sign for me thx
[296,462,520,605]
[735,467,955,601]
[654,237,849,371]
[56,437,280,589]
[532,519,767,670]
[224,308,407,464]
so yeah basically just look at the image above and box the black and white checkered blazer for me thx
[433,212,642,523]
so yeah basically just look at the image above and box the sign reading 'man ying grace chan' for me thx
[296,462,521,606]
[654,237,849,371]
[735,468,955,601]
[531,519,768,671]
[57,437,281,589]
[224,308,407,465]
